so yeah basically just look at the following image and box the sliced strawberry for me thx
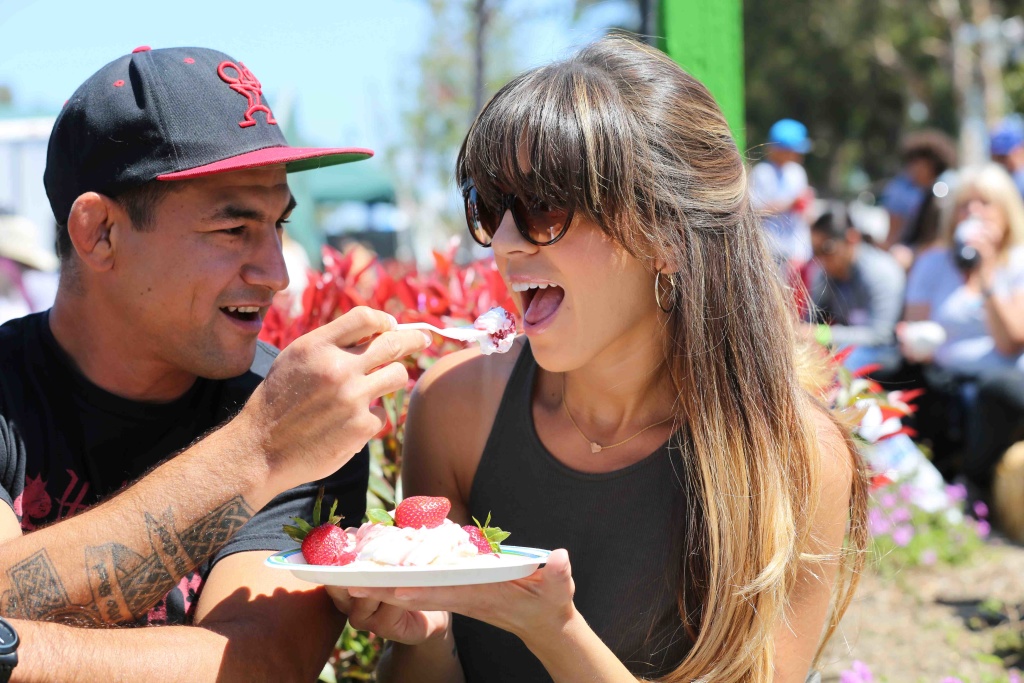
[463,513,511,555]
[463,525,493,555]
[394,496,451,529]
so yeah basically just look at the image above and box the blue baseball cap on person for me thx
[768,118,811,154]
[990,116,1024,156]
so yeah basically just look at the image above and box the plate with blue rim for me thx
[264,545,551,587]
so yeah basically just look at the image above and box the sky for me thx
[0,0,633,152]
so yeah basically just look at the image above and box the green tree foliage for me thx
[744,0,1024,193]
[393,0,517,220]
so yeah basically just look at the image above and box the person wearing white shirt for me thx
[750,118,814,267]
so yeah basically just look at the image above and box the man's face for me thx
[769,148,803,165]
[905,158,937,189]
[811,229,856,280]
[106,166,292,380]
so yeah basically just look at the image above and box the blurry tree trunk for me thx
[471,0,496,122]
[973,0,1008,126]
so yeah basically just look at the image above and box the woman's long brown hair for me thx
[457,35,869,682]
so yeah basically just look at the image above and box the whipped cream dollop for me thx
[347,519,482,567]
[473,307,516,355]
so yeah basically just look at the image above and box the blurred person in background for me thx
[880,172,925,250]
[885,129,957,271]
[965,368,1024,500]
[750,118,815,270]
[899,163,1024,478]
[808,202,905,375]
[989,116,1024,197]
[0,213,59,325]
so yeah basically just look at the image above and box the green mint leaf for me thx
[313,485,325,526]
[486,530,511,544]
[367,509,395,526]
[291,517,314,534]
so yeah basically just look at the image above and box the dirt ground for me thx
[819,535,1024,682]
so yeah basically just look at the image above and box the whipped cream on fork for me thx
[473,307,516,355]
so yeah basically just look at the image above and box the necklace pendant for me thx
[590,442,603,454]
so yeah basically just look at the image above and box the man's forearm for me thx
[9,616,323,682]
[0,424,278,626]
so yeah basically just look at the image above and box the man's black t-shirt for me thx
[0,311,368,626]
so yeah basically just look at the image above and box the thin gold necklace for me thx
[561,374,674,453]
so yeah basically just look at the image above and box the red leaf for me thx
[851,363,883,378]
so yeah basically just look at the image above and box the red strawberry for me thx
[394,496,451,529]
[283,487,356,566]
[462,513,511,555]
[301,525,356,566]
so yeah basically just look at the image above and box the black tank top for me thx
[453,343,692,681]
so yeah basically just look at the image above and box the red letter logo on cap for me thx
[217,61,278,128]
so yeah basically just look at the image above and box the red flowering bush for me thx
[261,242,516,682]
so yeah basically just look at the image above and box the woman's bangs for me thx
[459,66,613,221]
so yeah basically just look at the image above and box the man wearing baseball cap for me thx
[990,116,1024,197]
[750,118,816,268]
[0,46,430,679]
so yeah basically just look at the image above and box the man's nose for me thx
[242,227,290,293]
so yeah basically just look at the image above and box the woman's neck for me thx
[551,322,676,437]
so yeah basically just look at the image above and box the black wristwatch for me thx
[0,616,19,682]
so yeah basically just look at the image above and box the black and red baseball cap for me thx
[44,46,372,224]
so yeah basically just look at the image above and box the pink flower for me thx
[890,506,912,524]
[920,549,937,566]
[879,492,898,509]
[973,501,989,519]
[1008,669,1021,683]
[975,520,991,538]
[945,483,967,502]
[868,508,892,536]
[892,525,915,547]
[939,678,963,683]
[839,660,873,683]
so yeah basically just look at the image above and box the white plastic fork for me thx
[396,322,489,343]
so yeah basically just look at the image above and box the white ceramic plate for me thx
[264,545,551,587]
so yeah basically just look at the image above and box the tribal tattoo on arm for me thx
[0,497,252,626]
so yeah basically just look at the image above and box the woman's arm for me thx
[980,285,1024,356]
[772,409,857,683]
[970,226,1024,356]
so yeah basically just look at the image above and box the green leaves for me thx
[367,508,395,526]
[472,513,510,553]
[283,487,344,543]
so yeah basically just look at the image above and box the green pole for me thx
[658,0,745,152]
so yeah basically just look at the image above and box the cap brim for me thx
[156,146,373,181]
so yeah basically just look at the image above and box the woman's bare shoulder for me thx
[413,336,526,411]
[402,338,527,508]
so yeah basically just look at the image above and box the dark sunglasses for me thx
[461,179,574,247]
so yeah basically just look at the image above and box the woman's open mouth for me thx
[513,282,565,328]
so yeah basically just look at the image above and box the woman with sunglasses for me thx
[333,36,868,683]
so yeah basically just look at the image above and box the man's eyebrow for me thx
[206,194,297,223]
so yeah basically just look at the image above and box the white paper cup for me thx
[899,321,947,360]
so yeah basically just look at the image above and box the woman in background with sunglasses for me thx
[336,35,868,683]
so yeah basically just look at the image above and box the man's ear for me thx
[66,193,121,273]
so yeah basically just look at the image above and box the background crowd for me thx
[757,116,1024,510]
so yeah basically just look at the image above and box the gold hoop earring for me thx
[655,271,675,313]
